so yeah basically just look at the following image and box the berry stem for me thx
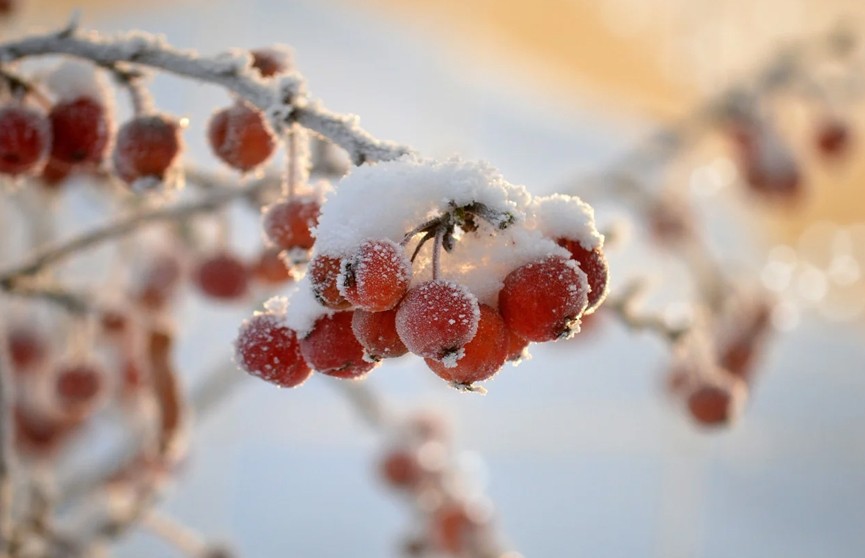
[432,224,444,281]
[400,216,441,247]
[102,62,155,116]
[283,122,309,199]
[605,280,690,343]
[0,67,52,109]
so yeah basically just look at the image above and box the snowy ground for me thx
[18,1,865,556]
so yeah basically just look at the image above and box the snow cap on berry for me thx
[45,60,111,104]
[528,194,603,251]
[275,276,333,338]
[313,156,530,256]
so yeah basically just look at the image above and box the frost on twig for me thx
[0,172,276,287]
[0,24,413,164]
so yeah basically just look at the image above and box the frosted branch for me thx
[0,174,274,287]
[0,26,413,164]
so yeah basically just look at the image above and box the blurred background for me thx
[4,0,865,556]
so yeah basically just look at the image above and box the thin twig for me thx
[0,178,269,286]
[605,281,690,343]
[329,379,390,431]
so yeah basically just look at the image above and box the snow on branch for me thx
[0,22,413,164]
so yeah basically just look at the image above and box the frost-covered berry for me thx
[351,308,408,361]
[235,313,311,388]
[379,448,423,490]
[250,47,291,77]
[340,239,412,312]
[113,114,182,187]
[308,254,351,309]
[40,157,73,188]
[815,118,851,159]
[49,96,110,165]
[55,362,104,418]
[299,311,377,379]
[498,256,588,342]
[732,121,803,203]
[13,405,72,458]
[425,304,508,385]
[250,248,294,286]
[135,252,183,310]
[194,252,249,301]
[429,502,486,556]
[395,280,480,361]
[0,105,50,176]
[0,0,16,16]
[7,326,48,373]
[262,197,319,250]
[504,327,529,363]
[208,101,275,172]
[687,378,746,427]
[556,238,609,314]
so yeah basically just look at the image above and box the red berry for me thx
[0,0,17,16]
[40,157,73,188]
[262,197,319,250]
[308,254,351,309]
[113,114,182,186]
[504,327,529,362]
[250,248,294,286]
[7,326,47,373]
[731,122,803,203]
[250,48,291,77]
[425,304,507,385]
[556,238,609,314]
[379,449,423,490]
[135,253,183,310]
[351,308,408,361]
[816,119,851,159]
[100,309,128,335]
[718,341,757,381]
[341,240,412,312]
[498,256,588,342]
[687,379,745,427]
[0,105,50,176]
[55,362,103,418]
[13,405,73,457]
[208,101,275,172]
[49,96,110,165]
[298,311,376,379]
[235,313,311,388]
[194,252,249,301]
[429,503,484,555]
[395,280,479,361]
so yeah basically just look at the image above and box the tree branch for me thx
[0,26,413,164]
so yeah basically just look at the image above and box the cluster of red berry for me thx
[5,305,161,459]
[726,105,853,204]
[235,159,610,391]
[666,296,774,427]
[0,48,291,190]
[376,412,512,557]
